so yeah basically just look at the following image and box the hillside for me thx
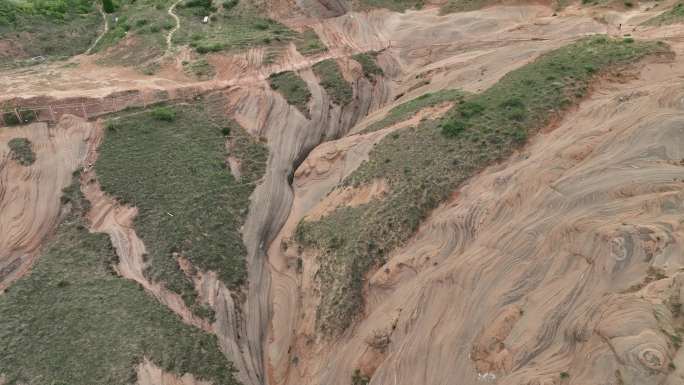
[1,0,684,385]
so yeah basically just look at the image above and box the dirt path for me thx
[85,5,108,55]
[165,0,183,56]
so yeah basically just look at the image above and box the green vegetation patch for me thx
[313,59,353,106]
[268,70,312,117]
[96,101,267,317]
[352,52,383,81]
[296,36,668,335]
[2,109,37,126]
[440,0,497,13]
[7,137,36,166]
[353,0,425,12]
[363,89,468,133]
[92,0,173,67]
[173,0,297,55]
[643,2,684,25]
[0,177,239,385]
[294,28,327,56]
[0,0,101,66]
[352,369,371,385]
[183,57,216,80]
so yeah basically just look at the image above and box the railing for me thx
[0,87,204,127]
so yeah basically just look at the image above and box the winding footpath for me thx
[85,5,108,55]
[165,0,183,56]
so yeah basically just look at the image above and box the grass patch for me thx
[294,28,327,56]
[440,0,497,13]
[643,2,684,25]
[296,36,668,335]
[268,70,312,117]
[353,0,425,11]
[0,0,101,66]
[174,0,297,55]
[313,59,353,106]
[7,137,36,166]
[92,0,173,67]
[352,52,383,81]
[96,100,267,316]
[0,177,239,385]
[150,105,177,121]
[363,89,468,133]
[183,57,216,80]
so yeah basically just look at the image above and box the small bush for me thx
[102,0,116,13]
[441,119,467,136]
[8,137,36,166]
[196,42,224,53]
[223,0,239,9]
[151,107,177,122]
[459,101,485,118]
[560,372,570,379]
[254,20,269,30]
[351,369,370,385]
[2,111,20,126]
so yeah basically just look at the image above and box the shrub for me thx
[102,0,116,13]
[560,372,570,379]
[254,20,269,30]
[441,119,467,136]
[2,111,20,126]
[8,137,36,166]
[351,369,370,385]
[196,42,224,53]
[459,101,485,118]
[223,0,239,9]
[151,106,177,121]
[0,109,36,126]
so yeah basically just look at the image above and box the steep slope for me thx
[0,116,93,291]
[277,51,684,384]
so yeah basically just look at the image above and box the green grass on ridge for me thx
[0,177,239,385]
[96,100,267,317]
[296,36,668,335]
